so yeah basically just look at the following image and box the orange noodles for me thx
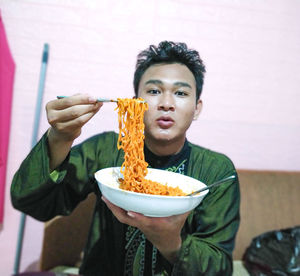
[116,98,148,185]
[116,98,186,196]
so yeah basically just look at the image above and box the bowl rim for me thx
[95,167,209,199]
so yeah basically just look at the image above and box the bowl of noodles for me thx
[95,167,209,217]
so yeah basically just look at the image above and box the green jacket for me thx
[11,131,240,275]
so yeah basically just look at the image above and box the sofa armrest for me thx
[233,170,300,260]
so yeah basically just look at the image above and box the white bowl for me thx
[95,167,208,217]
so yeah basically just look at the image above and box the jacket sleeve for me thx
[10,131,119,221]
[171,148,240,275]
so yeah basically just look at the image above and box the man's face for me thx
[138,63,202,146]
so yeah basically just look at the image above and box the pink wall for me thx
[1,0,300,274]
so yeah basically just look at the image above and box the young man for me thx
[11,41,240,275]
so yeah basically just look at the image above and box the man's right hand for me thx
[46,94,103,170]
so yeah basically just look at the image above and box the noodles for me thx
[116,98,186,196]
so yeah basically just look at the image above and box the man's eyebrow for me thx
[144,80,192,89]
[174,82,192,89]
[145,79,163,85]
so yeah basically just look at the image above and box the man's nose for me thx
[158,92,175,111]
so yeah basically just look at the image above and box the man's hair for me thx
[134,41,206,100]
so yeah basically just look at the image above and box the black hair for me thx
[134,41,206,100]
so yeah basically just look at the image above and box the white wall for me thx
[1,0,300,274]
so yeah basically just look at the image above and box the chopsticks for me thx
[57,96,117,103]
[56,96,146,103]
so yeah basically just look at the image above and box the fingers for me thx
[47,101,101,124]
[101,196,189,230]
[47,94,102,121]
[102,196,134,225]
[102,196,151,228]
[46,93,103,141]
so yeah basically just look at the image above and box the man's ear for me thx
[193,99,203,120]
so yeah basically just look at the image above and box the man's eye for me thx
[147,89,160,95]
[175,91,188,96]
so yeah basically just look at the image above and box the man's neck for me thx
[144,137,186,156]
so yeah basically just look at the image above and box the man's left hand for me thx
[102,196,190,263]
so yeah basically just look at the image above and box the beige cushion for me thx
[40,193,96,271]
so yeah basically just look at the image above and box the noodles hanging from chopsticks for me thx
[116,98,185,196]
